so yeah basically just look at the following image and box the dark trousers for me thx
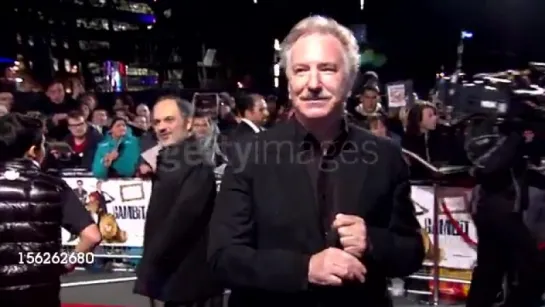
[466,210,544,307]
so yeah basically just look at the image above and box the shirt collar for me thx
[31,159,41,168]
[240,118,262,133]
[291,117,351,154]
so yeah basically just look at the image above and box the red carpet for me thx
[63,304,127,307]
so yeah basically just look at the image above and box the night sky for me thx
[167,0,545,93]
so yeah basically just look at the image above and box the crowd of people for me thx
[0,69,450,183]
[1,13,544,307]
[0,70,449,180]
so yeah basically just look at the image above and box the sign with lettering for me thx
[61,177,151,247]
[411,186,478,270]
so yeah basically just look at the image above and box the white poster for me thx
[411,186,478,270]
[61,177,151,247]
[387,83,407,108]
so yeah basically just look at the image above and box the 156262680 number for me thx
[18,252,94,265]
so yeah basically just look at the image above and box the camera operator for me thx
[466,119,545,307]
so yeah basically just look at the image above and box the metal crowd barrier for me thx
[60,188,468,306]
[60,245,140,288]
[401,148,474,305]
[387,181,472,306]
[61,245,141,272]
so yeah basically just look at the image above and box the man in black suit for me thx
[135,96,223,307]
[231,93,268,138]
[224,93,269,161]
[72,180,87,203]
[208,16,424,307]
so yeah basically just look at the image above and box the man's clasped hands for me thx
[308,214,368,286]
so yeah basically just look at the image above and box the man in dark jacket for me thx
[40,80,79,141]
[467,125,545,307]
[64,110,102,169]
[0,113,101,307]
[231,93,268,138]
[134,96,223,307]
[208,16,423,307]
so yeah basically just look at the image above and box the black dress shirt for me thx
[208,117,425,307]
[293,120,351,245]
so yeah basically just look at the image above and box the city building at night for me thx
[12,0,162,92]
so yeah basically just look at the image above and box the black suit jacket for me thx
[134,138,223,303]
[232,121,259,139]
[225,121,260,162]
[208,120,424,307]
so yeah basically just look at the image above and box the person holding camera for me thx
[466,120,545,307]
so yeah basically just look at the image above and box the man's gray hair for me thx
[280,15,361,84]
[155,95,194,117]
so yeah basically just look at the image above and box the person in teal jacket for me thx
[92,117,140,178]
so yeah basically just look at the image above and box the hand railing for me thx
[403,148,472,306]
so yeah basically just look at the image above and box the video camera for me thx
[434,64,545,166]
[436,64,545,122]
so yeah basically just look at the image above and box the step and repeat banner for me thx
[61,177,151,247]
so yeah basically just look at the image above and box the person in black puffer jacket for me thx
[0,113,101,307]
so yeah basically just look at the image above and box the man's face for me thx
[287,33,348,119]
[267,101,278,117]
[0,92,14,111]
[83,95,97,110]
[136,104,150,118]
[359,89,379,112]
[46,83,65,104]
[68,116,87,137]
[92,110,108,126]
[81,103,90,120]
[192,116,210,138]
[421,107,438,131]
[114,98,124,110]
[246,98,269,125]
[115,110,129,121]
[134,115,149,130]
[153,99,189,146]
[0,105,8,117]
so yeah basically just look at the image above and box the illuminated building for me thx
[13,0,159,92]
